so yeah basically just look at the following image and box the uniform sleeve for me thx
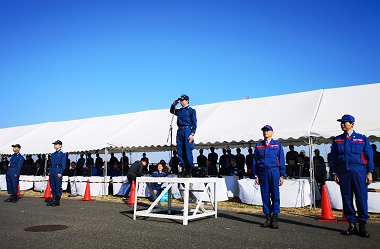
[170,104,178,115]
[253,147,258,177]
[16,155,25,176]
[61,153,66,174]
[191,108,197,134]
[330,142,337,175]
[278,144,286,177]
[364,136,374,173]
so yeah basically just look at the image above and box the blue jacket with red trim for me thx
[253,139,286,177]
[330,131,374,174]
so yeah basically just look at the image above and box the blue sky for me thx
[1,0,379,129]
[1,1,380,163]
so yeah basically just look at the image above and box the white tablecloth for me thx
[0,175,6,190]
[222,176,239,197]
[325,181,380,213]
[33,176,68,191]
[69,176,110,196]
[238,179,312,208]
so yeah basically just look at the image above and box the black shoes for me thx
[261,214,279,229]
[261,215,271,228]
[270,214,279,229]
[178,166,193,178]
[52,196,60,207]
[343,222,358,235]
[12,194,18,203]
[358,221,370,238]
[46,197,56,206]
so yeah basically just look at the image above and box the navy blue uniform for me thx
[150,171,166,200]
[170,104,197,167]
[49,149,66,198]
[253,139,285,215]
[330,131,374,222]
[6,152,24,195]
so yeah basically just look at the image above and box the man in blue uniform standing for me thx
[331,114,373,237]
[170,94,197,177]
[253,125,285,229]
[4,144,24,203]
[47,140,66,207]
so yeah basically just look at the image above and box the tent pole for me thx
[104,147,108,196]
[121,147,124,176]
[309,137,315,210]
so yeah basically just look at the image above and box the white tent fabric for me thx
[0,83,379,155]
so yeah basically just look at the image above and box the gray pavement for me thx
[0,194,379,249]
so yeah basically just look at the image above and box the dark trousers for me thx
[6,170,19,194]
[123,175,136,198]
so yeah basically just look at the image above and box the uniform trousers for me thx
[49,167,63,197]
[258,167,281,215]
[338,166,369,222]
[176,127,194,167]
[6,170,19,194]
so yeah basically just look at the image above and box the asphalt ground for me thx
[1,194,379,249]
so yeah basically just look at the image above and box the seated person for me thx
[33,162,44,176]
[150,163,166,201]
[229,158,239,176]
[90,162,98,176]
[159,159,169,174]
[297,156,310,177]
[110,162,121,177]
[1,163,8,174]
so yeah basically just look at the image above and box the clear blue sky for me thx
[1,0,379,129]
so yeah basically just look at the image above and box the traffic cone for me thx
[17,183,24,197]
[338,209,348,223]
[40,179,53,199]
[125,180,136,205]
[317,185,337,222]
[79,179,95,202]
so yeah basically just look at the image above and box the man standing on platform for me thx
[4,144,24,203]
[170,94,197,177]
[330,114,373,237]
[47,140,66,207]
[253,125,285,229]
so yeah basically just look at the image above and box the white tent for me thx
[0,83,379,155]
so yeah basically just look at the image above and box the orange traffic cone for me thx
[125,180,136,205]
[317,185,337,222]
[338,209,348,223]
[17,183,24,197]
[40,180,53,199]
[79,179,95,202]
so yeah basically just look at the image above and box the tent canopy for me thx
[1,83,379,155]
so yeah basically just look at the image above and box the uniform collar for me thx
[55,149,62,153]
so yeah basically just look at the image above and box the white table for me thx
[238,179,312,208]
[69,176,110,196]
[325,181,380,213]
[222,176,239,197]
[134,177,218,225]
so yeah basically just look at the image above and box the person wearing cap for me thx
[4,144,25,203]
[330,114,373,237]
[253,125,285,229]
[47,140,66,207]
[170,94,197,177]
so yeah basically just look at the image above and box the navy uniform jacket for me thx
[330,131,374,174]
[8,152,25,176]
[151,171,166,189]
[50,149,66,175]
[170,105,197,134]
[253,139,286,177]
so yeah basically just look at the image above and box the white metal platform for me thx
[133,177,218,225]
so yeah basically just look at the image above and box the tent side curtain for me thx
[1,83,379,155]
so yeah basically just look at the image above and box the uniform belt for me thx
[178,126,190,129]
[51,165,61,168]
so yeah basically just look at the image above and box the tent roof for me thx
[1,83,379,155]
